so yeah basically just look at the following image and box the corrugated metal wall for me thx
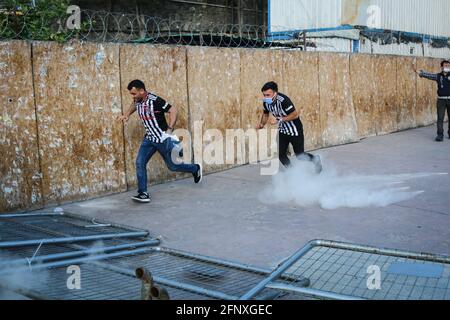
[342,0,450,38]
[271,0,450,38]
[269,0,342,32]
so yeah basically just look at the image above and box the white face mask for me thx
[444,68,450,73]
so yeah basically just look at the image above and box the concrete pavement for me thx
[36,124,450,269]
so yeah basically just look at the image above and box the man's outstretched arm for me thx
[412,64,438,81]
[419,71,439,81]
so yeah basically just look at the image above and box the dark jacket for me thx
[419,71,450,98]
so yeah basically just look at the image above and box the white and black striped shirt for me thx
[136,92,172,143]
[263,93,303,136]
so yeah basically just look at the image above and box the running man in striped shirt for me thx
[256,81,322,173]
[117,80,202,203]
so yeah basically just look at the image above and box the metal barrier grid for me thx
[0,246,304,300]
[4,213,449,300]
[0,261,208,300]
[0,212,153,248]
[100,247,303,299]
[256,240,450,300]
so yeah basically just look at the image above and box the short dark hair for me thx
[441,60,450,67]
[127,79,146,91]
[261,81,278,93]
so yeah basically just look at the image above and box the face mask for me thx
[263,97,273,105]
[443,68,450,73]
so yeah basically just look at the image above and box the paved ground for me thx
[36,125,450,269]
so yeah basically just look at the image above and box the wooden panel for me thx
[350,54,377,138]
[319,52,358,147]
[33,41,126,204]
[373,55,398,135]
[240,49,284,162]
[396,56,417,131]
[416,57,438,127]
[187,47,241,173]
[120,44,190,189]
[0,41,42,212]
[283,51,322,150]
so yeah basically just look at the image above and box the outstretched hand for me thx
[116,114,129,123]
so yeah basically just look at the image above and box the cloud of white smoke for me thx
[259,157,448,210]
[0,251,50,299]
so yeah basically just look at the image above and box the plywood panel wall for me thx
[350,54,377,139]
[187,47,241,173]
[396,56,417,131]
[283,51,322,150]
[319,52,358,147]
[373,55,399,135]
[33,41,126,204]
[0,41,42,212]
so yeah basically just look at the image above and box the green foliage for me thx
[0,0,81,42]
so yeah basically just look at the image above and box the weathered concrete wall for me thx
[32,41,126,205]
[73,0,267,27]
[0,40,442,212]
[0,41,42,212]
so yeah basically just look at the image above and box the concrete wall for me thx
[73,0,267,27]
[0,40,443,212]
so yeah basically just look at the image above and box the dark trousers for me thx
[437,99,450,138]
[278,131,314,168]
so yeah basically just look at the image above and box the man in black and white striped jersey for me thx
[117,80,202,203]
[256,81,322,173]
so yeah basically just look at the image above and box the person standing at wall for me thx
[256,81,322,173]
[117,80,202,203]
[413,60,450,142]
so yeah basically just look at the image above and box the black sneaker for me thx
[132,192,151,203]
[193,164,203,184]
[435,136,444,142]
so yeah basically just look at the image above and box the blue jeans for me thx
[136,137,198,193]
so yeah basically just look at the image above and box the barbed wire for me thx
[1,8,449,54]
[0,8,297,48]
